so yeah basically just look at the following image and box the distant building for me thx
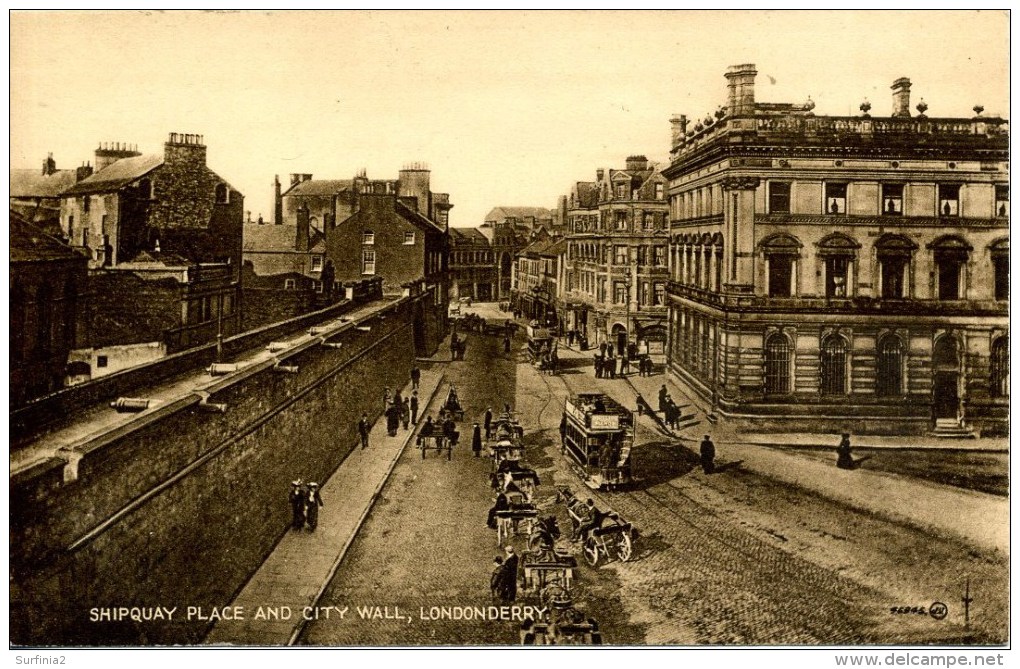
[10,211,89,407]
[449,227,496,301]
[515,237,568,326]
[662,65,1009,436]
[9,153,92,237]
[484,206,555,233]
[58,133,244,372]
[560,155,671,354]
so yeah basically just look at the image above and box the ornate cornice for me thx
[720,176,761,191]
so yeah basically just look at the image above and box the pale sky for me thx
[10,10,1010,227]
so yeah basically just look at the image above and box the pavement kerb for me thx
[284,370,447,646]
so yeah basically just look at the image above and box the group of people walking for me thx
[289,480,324,531]
[381,387,417,437]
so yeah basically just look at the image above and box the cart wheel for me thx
[582,537,599,567]
[616,532,633,562]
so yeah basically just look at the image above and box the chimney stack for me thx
[670,114,689,145]
[596,168,605,181]
[891,77,912,118]
[42,153,57,176]
[296,205,310,251]
[75,162,93,182]
[95,141,142,172]
[725,64,758,117]
[625,155,649,172]
[273,175,283,224]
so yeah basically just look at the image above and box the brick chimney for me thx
[725,64,758,117]
[95,141,141,172]
[670,114,688,145]
[596,168,605,181]
[273,175,283,224]
[296,205,310,252]
[891,77,912,117]
[163,133,207,169]
[41,153,56,176]
[625,155,649,172]
[75,162,93,182]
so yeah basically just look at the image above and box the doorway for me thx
[932,372,959,420]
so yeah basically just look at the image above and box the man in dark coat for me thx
[503,335,511,355]
[410,366,421,390]
[700,435,716,474]
[358,414,370,449]
[487,492,509,529]
[410,391,419,425]
[606,354,615,379]
[484,407,493,440]
[386,403,400,436]
[305,482,324,531]
[658,385,669,414]
[836,433,854,469]
[289,480,306,530]
[490,557,504,598]
[472,423,483,457]
[499,547,519,602]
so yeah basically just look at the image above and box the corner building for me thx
[662,65,1008,436]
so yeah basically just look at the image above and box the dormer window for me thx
[615,183,627,199]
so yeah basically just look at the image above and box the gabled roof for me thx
[62,154,163,196]
[485,206,554,223]
[283,179,352,198]
[10,169,78,199]
[544,238,568,256]
[10,211,85,263]
[243,223,297,252]
[395,199,446,235]
[449,226,489,245]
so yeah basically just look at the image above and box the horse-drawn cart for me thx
[417,434,452,460]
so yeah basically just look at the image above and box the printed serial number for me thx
[890,606,929,615]
[890,602,949,620]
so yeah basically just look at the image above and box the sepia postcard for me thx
[7,9,1011,664]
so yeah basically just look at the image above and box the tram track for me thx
[536,363,880,643]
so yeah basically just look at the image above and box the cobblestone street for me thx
[300,316,1008,646]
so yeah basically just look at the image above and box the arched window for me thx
[990,337,1009,398]
[760,234,802,297]
[876,335,904,396]
[820,335,848,395]
[929,236,971,301]
[933,335,960,369]
[215,183,229,204]
[817,233,860,298]
[764,333,791,395]
[875,234,917,299]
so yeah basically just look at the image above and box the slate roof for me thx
[62,154,163,196]
[10,169,78,199]
[283,179,352,198]
[10,211,85,264]
[243,223,297,252]
[485,206,554,223]
[449,227,490,245]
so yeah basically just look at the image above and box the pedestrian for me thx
[410,366,421,390]
[700,434,716,474]
[305,482,323,531]
[836,433,854,469]
[410,391,419,425]
[487,492,509,529]
[472,423,483,457]
[503,335,511,355]
[484,407,493,440]
[567,330,575,346]
[490,557,505,598]
[559,413,567,445]
[289,480,306,530]
[620,354,630,376]
[401,398,411,431]
[607,343,614,357]
[393,390,403,413]
[383,386,392,411]
[358,413,370,450]
[499,546,519,602]
[658,384,668,414]
[599,341,607,357]
[635,394,646,416]
[420,415,435,438]
[593,354,602,378]
[606,354,615,379]
[386,402,400,436]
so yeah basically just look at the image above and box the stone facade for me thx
[560,156,671,354]
[662,64,1009,436]
[449,227,496,301]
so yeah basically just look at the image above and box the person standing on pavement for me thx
[358,413,371,450]
[503,334,511,355]
[289,480,306,530]
[620,353,630,376]
[836,433,854,469]
[606,353,616,379]
[490,557,504,598]
[472,423,483,457]
[500,547,519,602]
[700,435,716,474]
[383,387,392,411]
[599,341,607,357]
[484,407,493,440]
[305,482,323,531]
[401,398,411,431]
[658,385,669,415]
[410,366,421,391]
[410,391,420,425]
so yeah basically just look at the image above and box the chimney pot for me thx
[724,64,758,117]
[891,77,912,117]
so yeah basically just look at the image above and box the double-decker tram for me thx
[560,393,633,490]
